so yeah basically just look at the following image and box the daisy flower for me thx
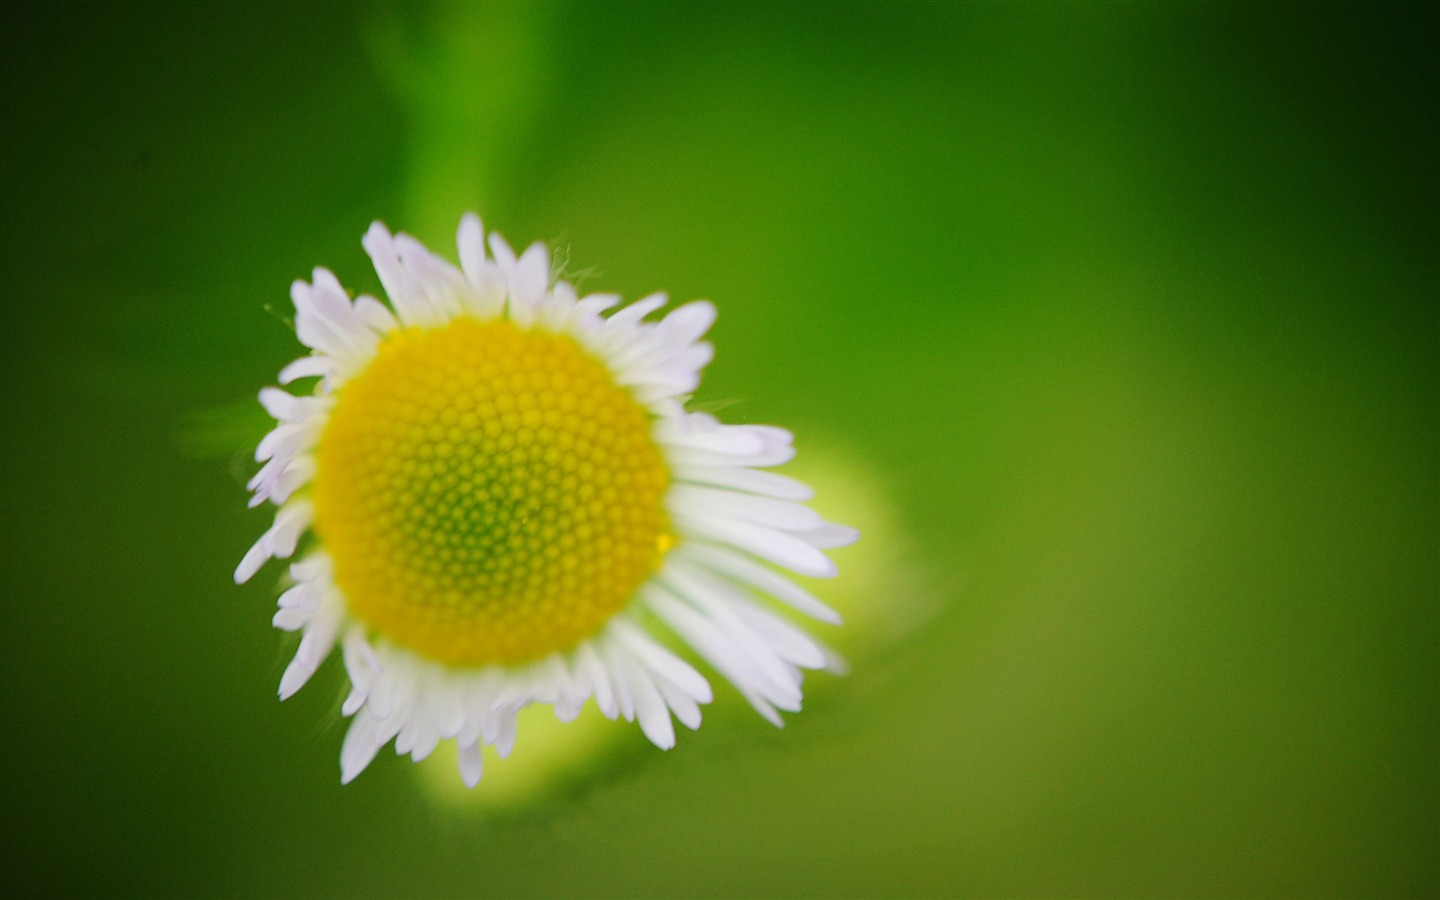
[236,215,856,787]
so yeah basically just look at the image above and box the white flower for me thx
[236,215,857,787]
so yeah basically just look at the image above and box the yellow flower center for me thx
[311,317,673,667]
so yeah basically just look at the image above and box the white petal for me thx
[675,511,837,578]
[609,642,674,750]
[675,465,815,501]
[278,591,342,700]
[341,627,380,716]
[457,741,484,788]
[269,456,316,505]
[487,231,516,269]
[406,713,440,762]
[599,640,636,722]
[655,300,716,349]
[660,564,808,700]
[234,536,272,585]
[352,295,399,334]
[434,683,465,740]
[669,484,823,532]
[728,596,828,670]
[605,293,668,332]
[396,234,466,319]
[364,222,431,327]
[272,606,311,632]
[254,422,309,464]
[340,711,387,784]
[681,543,841,624]
[258,387,301,421]
[658,423,766,456]
[644,584,801,717]
[663,429,797,468]
[512,242,550,307]
[795,523,861,549]
[276,581,318,611]
[575,293,621,318]
[269,500,313,558]
[610,619,712,703]
[457,213,487,284]
[492,714,518,758]
[277,356,330,385]
[574,642,618,719]
[654,677,703,731]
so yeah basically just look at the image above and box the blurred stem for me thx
[365,1,558,243]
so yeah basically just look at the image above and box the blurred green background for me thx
[2,2,1435,897]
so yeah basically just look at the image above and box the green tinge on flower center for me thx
[311,317,673,666]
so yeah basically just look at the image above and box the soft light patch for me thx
[312,318,671,666]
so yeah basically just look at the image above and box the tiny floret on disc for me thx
[237,214,857,788]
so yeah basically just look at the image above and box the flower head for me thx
[237,215,856,786]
